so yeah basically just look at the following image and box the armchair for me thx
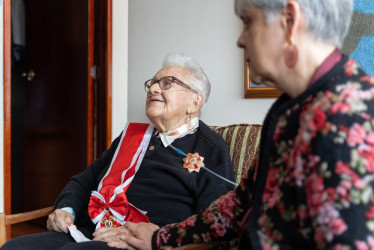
[0,123,262,248]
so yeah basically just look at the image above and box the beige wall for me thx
[127,0,275,128]
[112,0,129,138]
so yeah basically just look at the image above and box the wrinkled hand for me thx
[107,222,159,250]
[46,209,74,233]
[92,226,129,243]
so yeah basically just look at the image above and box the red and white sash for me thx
[88,123,153,228]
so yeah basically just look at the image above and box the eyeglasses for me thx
[144,76,198,94]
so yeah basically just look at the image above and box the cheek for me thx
[165,94,190,112]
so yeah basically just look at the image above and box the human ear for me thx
[282,0,302,68]
[187,94,203,114]
[282,0,302,38]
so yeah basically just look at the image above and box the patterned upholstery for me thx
[210,124,262,184]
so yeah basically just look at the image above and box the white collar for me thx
[158,117,199,147]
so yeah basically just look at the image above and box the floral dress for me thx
[152,55,374,250]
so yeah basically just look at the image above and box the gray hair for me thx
[162,53,211,110]
[235,0,353,49]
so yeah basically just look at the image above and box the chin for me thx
[146,110,161,121]
[250,76,263,85]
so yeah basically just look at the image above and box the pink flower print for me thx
[177,235,183,245]
[296,205,308,220]
[177,215,196,231]
[338,125,349,134]
[366,132,374,145]
[336,185,348,198]
[306,173,325,215]
[340,180,352,190]
[327,188,336,203]
[158,227,171,245]
[207,212,218,223]
[361,75,374,84]
[206,232,212,242]
[333,244,346,250]
[217,191,237,219]
[355,241,369,250]
[274,128,285,143]
[306,155,321,169]
[367,236,374,248]
[357,145,374,173]
[309,108,327,131]
[336,161,351,175]
[263,168,280,207]
[353,178,365,189]
[345,59,358,76]
[340,84,359,100]
[264,187,280,208]
[328,217,347,235]
[308,191,325,215]
[347,123,366,147]
[336,181,352,201]
[261,242,271,250]
[336,161,363,186]
[292,103,300,111]
[365,200,374,219]
[361,113,371,120]
[314,227,326,247]
[210,223,226,237]
[330,101,351,114]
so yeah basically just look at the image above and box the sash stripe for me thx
[88,123,153,227]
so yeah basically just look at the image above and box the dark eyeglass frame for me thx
[144,76,198,94]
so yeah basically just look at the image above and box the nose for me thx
[149,82,162,94]
[237,30,246,49]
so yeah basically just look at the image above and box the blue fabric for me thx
[354,0,374,14]
[351,36,374,75]
[349,0,374,75]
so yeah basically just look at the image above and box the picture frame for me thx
[244,60,282,98]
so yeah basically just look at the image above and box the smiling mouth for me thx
[147,92,164,101]
[149,97,164,103]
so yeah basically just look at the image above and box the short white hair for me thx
[235,0,353,49]
[162,52,211,110]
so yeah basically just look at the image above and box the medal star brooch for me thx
[183,153,204,173]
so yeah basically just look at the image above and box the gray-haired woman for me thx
[1,53,235,250]
[113,0,374,249]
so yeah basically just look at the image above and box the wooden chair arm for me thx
[3,206,54,225]
[0,206,54,247]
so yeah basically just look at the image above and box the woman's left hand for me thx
[110,222,159,250]
[92,226,129,242]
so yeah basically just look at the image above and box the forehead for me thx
[240,4,263,20]
[154,66,191,80]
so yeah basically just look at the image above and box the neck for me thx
[151,114,196,133]
[281,40,336,98]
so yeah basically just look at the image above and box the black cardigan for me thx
[54,120,235,238]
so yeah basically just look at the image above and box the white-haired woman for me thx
[114,0,374,249]
[1,53,235,250]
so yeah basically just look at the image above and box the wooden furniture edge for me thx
[0,206,54,246]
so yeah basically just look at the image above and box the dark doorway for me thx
[6,0,112,238]
[11,0,89,214]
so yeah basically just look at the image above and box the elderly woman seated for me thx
[1,53,235,250]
